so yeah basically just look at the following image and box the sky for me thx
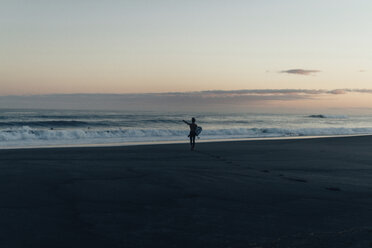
[1,1,372,112]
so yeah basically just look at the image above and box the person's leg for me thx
[191,136,195,150]
[189,136,193,150]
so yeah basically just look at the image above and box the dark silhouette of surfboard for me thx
[196,126,202,136]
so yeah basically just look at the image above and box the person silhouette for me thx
[183,118,197,150]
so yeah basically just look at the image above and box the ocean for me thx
[1,109,372,148]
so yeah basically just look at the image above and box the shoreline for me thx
[1,133,372,150]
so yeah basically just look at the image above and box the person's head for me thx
[192,117,196,123]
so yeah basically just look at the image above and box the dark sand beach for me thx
[1,136,372,248]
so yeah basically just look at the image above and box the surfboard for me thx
[195,126,202,136]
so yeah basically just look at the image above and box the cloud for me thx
[160,89,342,97]
[1,88,372,111]
[344,89,372,94]
[327,89,346,95]
[280,69,321,75]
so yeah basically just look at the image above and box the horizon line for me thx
[2,88,372,97]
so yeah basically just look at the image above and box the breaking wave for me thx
[0,121,91,128]
[1,126,372,148]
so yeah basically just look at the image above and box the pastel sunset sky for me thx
[1,1,371,112]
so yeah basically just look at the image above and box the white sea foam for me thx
[1,126,372,148]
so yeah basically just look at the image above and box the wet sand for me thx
[1,136,372,247]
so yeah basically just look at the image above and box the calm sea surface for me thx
[1,109,372,148]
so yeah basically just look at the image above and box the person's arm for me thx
[183,120,190,125]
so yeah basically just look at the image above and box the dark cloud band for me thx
[0,89,371,110]
[280,69,321,75]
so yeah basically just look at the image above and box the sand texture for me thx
[1,136,372,247]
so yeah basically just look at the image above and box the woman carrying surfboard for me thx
[183,117,202,151]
